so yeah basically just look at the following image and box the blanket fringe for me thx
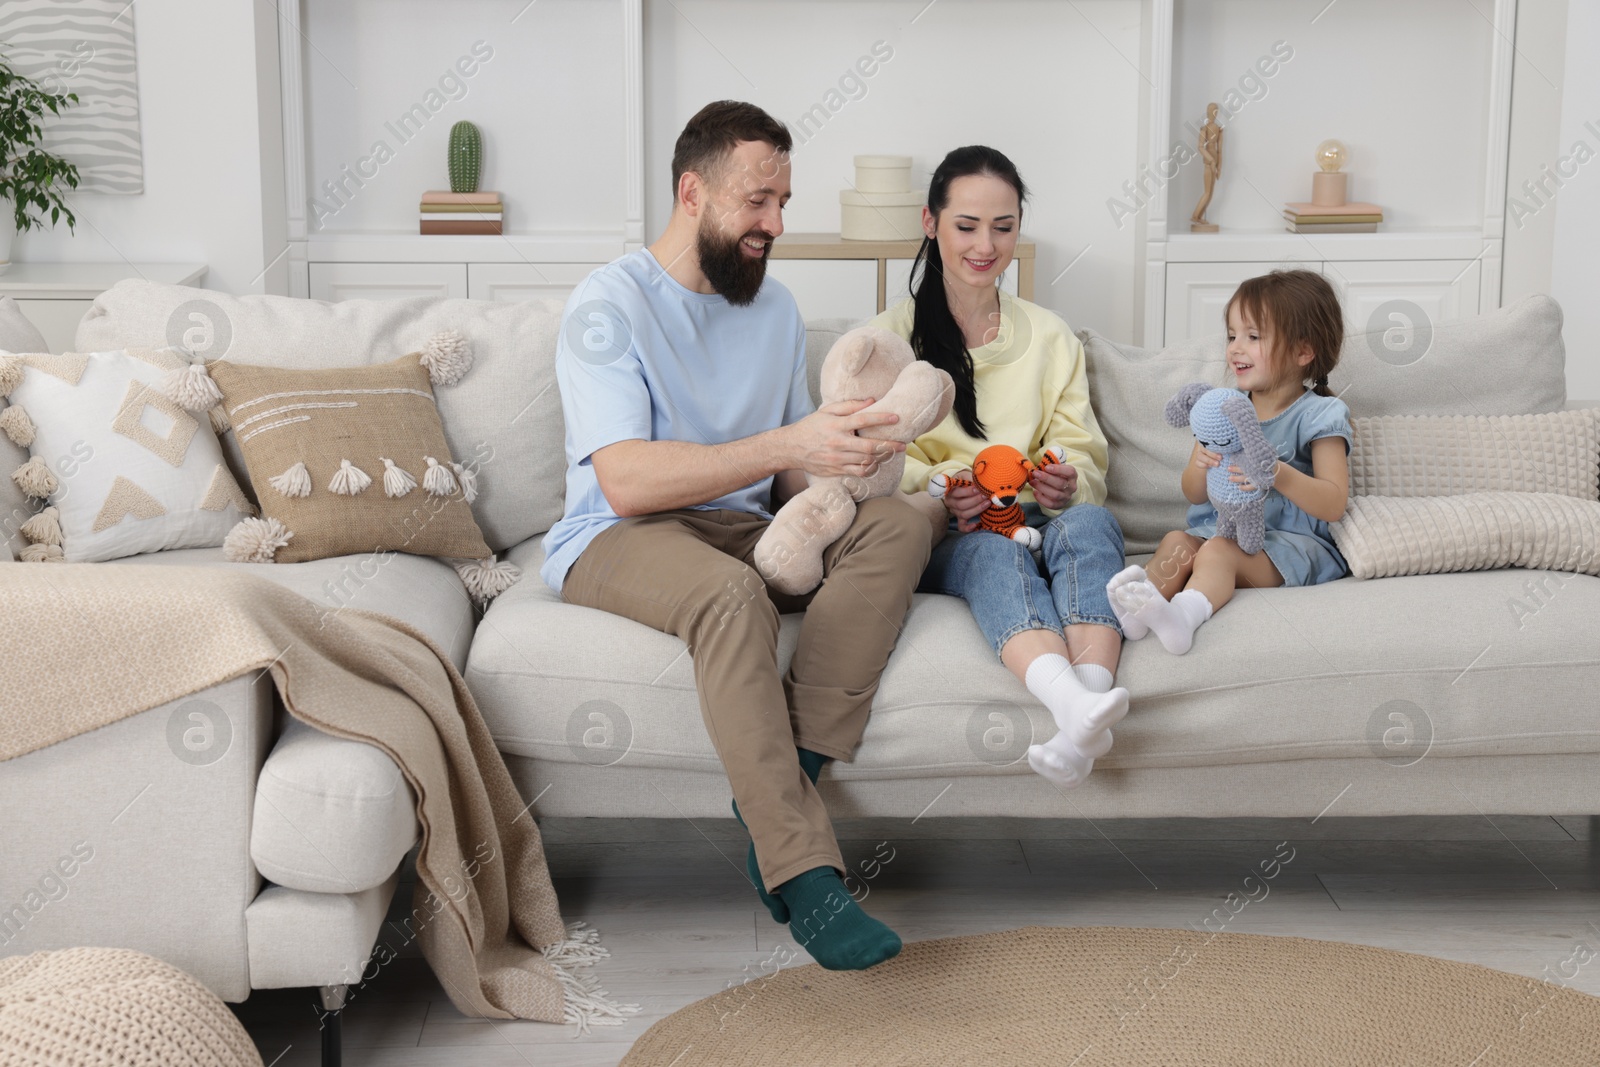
[541,922,641,1035]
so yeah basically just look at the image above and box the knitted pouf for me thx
[0,947,262,1067]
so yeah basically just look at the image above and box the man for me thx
[541,101,928,970]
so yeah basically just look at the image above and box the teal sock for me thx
[733,748,831,924]
[778,866,902,971]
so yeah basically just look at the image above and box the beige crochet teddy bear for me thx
[753,326,954,596]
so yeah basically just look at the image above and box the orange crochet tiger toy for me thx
[929,444,1064,551]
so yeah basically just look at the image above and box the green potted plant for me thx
[0,56,81,273]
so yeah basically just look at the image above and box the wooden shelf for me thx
[771,232,1036,311]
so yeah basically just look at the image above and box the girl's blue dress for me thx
[1185,389,1353,587]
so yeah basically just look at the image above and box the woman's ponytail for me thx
[910,234,983,439]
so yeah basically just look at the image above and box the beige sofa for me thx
[3,281,1596,1031]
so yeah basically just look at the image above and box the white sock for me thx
[1025,654,1128,758]
[1106,565,1152,640]
[1141,588,1214,655]
[1073,663,1114,694]
[1028,734,1093,788]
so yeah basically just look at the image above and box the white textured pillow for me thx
[4,348,254,562]
[1331,493,1600,579]
[1349,409,1599,500]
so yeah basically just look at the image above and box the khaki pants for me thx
[561,496,929,889]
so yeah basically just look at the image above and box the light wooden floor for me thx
[235,814,1600,1067]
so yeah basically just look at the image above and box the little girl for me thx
[1107,269,1351,652]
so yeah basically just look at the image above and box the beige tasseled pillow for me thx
[206,335,518,598]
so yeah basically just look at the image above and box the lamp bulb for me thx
[1316,139,1347,173]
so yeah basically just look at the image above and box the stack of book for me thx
[1283,201,1382,233]
[419,191,502,235]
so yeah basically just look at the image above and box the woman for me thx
[870,145,1129,787]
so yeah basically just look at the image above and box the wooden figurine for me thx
[1191,103,1222,233]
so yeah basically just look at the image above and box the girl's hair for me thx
[909,145,1028,439]
[1226,270,1344,396]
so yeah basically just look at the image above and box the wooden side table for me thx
[770,233,1035,313]
[0,262,207,352]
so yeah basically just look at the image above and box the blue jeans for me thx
[919,502,1126,657]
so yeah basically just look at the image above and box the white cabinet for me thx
[1163,257,1484,346]
[1164,261,1310,344]
[467,264,595,304]
[1326,260,1482,343]
[308,263,466,302]
[0,263,206,353]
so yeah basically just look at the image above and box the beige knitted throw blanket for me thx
[0,563,628,1029]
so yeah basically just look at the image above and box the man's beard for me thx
[697,220,771,307]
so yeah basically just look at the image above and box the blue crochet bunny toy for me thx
[1165,382,1279,555]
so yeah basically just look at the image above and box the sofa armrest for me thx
[251,718,418,895]
[0,672,274,1002]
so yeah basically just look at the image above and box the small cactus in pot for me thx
[448,120,482,193]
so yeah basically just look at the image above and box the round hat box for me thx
[853,154,913,194]
[840,189,924,241]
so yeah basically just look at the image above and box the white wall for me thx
[1550,0,1600,401]
[1501,0,1566,306]
[14,0,285,296]
[644,0,1147,341]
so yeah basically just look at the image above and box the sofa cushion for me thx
[467,536,1600,777]
[75,279,566,554]
[111,545,475,671]
[1084,294,1570,553]
[1347,408,1600,499]
[250,717,417,894]
[208,353,493,564]
[1331,492,1600,579]
[6,348,253,562]
[245,873,399,989]
[803,318,860,405]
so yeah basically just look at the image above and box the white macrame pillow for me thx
[3,348,253,563]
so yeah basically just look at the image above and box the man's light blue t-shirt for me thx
[540,249,813,593]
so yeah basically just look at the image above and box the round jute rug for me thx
[619,926,1600,1066]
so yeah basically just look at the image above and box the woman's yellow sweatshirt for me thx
[871,289,1108,515]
